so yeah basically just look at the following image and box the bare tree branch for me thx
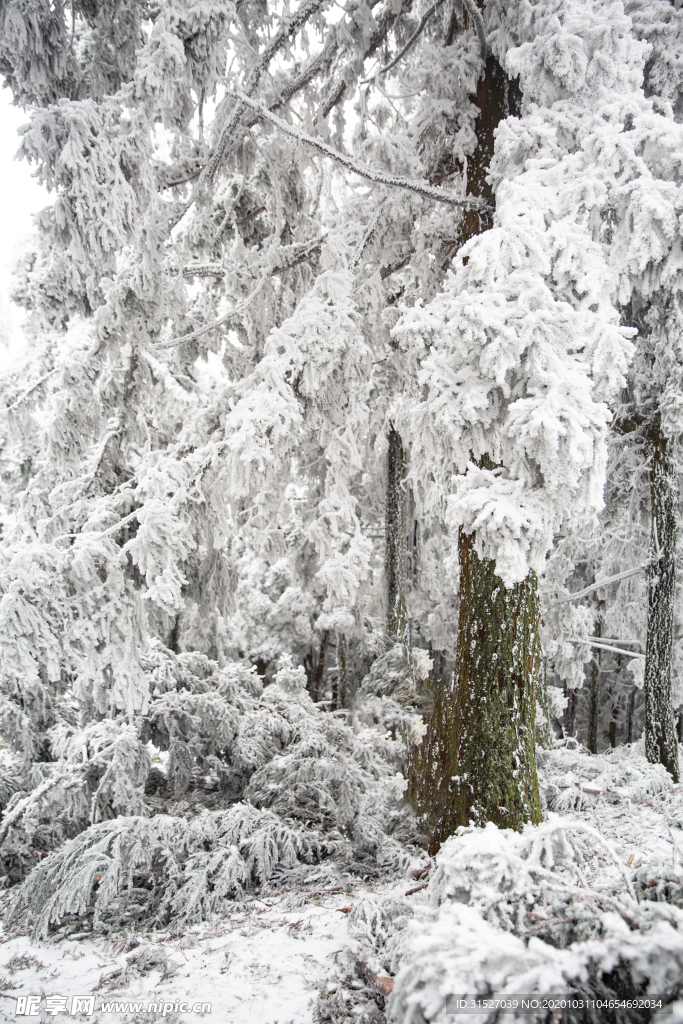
[546,561,654,609]
[565,638,646,660]
[229,90,488,210]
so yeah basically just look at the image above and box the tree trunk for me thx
[304,629,329,702]
[385,425,408,638]
[412,530,543,850]
[407,487,419,589]
[536,657,553,748]
[409,52,542,847]
[644,428,680,781]
[588,621,601,754]
[587,662,600,753]
[335,633,348,710]
[626,685,636,744]
[608,697,619,748]
[566,687,577,737]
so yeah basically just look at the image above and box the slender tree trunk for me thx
[626,685,636,744]
[566,687,577,737]
[304,629,329,702]
[588,621,601,754]
[407,487,419,589]
[385,425,408,638]
[644,428,680,781]
[608,654,622,749]
[609,697,619,748]
[410,52,542,847]
[536,657,553,748]
[335,633,348,710]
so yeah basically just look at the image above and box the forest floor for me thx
[0,737,682,1024]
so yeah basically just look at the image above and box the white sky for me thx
[0,88,48,356]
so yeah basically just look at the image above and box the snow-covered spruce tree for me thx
[1,0,680,919]
[543,0,683,777]
[0,0,459,920]
[394,0,652,837]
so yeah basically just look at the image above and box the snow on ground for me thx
[1,738,683,1024]
[0,874,415,1024]
[0,885,384,1023]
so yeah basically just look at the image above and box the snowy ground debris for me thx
[2,739,683,1023]
[0,882,390,1023]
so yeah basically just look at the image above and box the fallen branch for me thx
[405,881,429,895]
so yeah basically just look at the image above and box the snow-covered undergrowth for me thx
[2,732,683,1024]
[320,740,683,1024]
[0,645,426,939]
[0,887,366,1024]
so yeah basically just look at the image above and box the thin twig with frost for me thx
[566,638,645,659]
[6,368,59,413]
[203,0,328,186]
[0,775,69,848]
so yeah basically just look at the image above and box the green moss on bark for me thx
[410,529,543,851]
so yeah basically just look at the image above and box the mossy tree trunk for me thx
[409,48,542,848]
[644,427,680,781]
[386,424,408,638]
[410,530,543,850]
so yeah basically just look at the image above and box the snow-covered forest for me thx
[2,0,683,1020]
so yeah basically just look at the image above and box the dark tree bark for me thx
[536,657,553,748]
[304,629,329,702]
[410,51,542,846]
[644,428,680,781]
[567,687,578,737]
[385,425,408,638]
[588,621,601,754]
[608,697,619,748]
[334,633,348,710]
[449,530,543,833]
[626,685,636,745]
